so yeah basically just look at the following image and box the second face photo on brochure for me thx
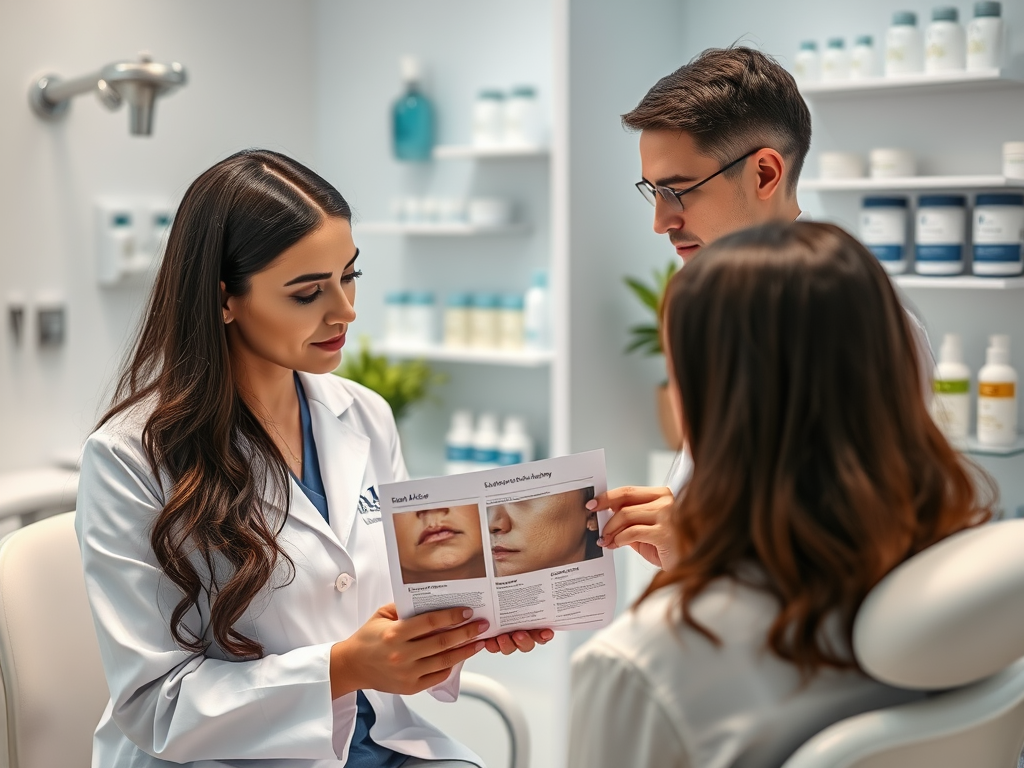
[487,487,601,577]
[393,505,487,584]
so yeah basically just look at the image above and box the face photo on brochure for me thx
[394,504,488,584]
[487,486,601,577]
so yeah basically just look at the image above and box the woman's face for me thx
[223,216,360,376]
[394,505,485,583]
[488,489,596,577]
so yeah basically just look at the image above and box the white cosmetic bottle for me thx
[930,333,971,446]
[977,334,1019,447]
[496,416,535,466]
[444,410,475,475]
[524,270,550,351]
[471,413,501,470]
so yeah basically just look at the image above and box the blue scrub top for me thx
[292,375,406,768]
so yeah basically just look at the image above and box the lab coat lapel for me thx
[301,373,369,551]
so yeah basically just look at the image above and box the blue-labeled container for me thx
[384,291,409,345]
[860,197,909,274]
[973,193,1024,276]
[915,195,967,275]
[392,57,434,161]
[442,292,473,347]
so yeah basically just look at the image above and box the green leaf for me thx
[621,259,678,357]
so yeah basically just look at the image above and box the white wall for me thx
[0,0,316,471]
[673,0,1024,513]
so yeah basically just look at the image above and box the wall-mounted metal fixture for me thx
[29,51,187,136]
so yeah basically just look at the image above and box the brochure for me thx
[380,449,615,638]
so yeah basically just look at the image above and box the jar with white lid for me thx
[504,86,544,147]
[973,193,1024,276]
[850,35,878,79]
[469,293,500,348]
[886,11,924,75]
[498,294,525,350]
[925,6,966,73]
[821,38,850,82]
[443,292,472,347]
[384,291,409,345]
[1003,142,1024,179]
[870,148,915,179]
[406,291,437,346]
[820,151,865,179]
[967,1,1004,71]
[472,90,505,147]
[793,41,821,83]
[915,195,967,275]
[861,197,910,274]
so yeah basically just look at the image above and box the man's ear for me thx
[220,281,234,325]
[752,148,786,201]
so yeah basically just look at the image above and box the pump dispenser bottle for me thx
[977,334,1018,446]
[497,416,535,466]
[930,333,971,446]
[444,410,475,475]
[392,56,434,161]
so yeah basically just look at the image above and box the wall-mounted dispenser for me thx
[96,199,174,286]
[29,51,187,136]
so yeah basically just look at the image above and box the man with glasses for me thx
[593,47,930,572]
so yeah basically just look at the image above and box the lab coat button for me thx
[335,573,354,592]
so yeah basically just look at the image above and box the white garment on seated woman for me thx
[568,579,923,768]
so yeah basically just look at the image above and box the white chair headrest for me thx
[854,519,1024,690]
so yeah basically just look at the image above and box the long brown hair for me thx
[100,149,352,659]
[644,221,994,673]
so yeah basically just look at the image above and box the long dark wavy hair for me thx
[643,221,995,674]
[99,149,352,659]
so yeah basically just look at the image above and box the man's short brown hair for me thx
[623,47,811,193]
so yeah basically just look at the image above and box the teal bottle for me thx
[393,56,434,162]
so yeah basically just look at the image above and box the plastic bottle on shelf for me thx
[445,410,476,475]
[915,195,967,275]
[384,291,409,346]
[443,293,472,347]
[470,293,500,349]
[524,270,550,351]
[850,35,878,79]
[406,291,437,346]
[504,86,545,147]
[925,7,966,73]
[471,413,501,470]
[972,193,1024,277]
[966,1,1004,71]
[497,416,535,466]
[860,197,910,274]
[392,56,434,161]
[498,294,525,350]
[821,38,850,82]
[977,334,1018,447]
[930,333,971,447]
[793,40,821,83]
[886,12,924,76]
[472,90,505,148]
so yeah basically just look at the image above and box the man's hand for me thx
[484,628,554,655]
[589,486,677,570]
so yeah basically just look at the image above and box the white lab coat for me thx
[76,372,483,768]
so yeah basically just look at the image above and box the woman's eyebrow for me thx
[284,272,331,286]
[346,248,360,269]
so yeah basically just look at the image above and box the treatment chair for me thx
[0,511,530,768]
[782,519,1024,768]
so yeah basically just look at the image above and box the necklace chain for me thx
[265,419,302,471]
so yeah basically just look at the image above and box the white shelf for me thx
[355,222,530,236]
[432,144,549,160]
[964,436,1024,458]
[800,176,1024,193]
[375,341,554,367]
[800,68,1024,98]
[893,275,1024,290]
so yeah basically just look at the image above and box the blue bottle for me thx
[392,56,434,162]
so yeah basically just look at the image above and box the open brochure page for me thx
[380,449,615,638]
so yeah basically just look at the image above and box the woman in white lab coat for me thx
[76,149,549,768]
[568,222,995,768]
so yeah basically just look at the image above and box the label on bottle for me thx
[473,447,499,463]
[496,450,523,466]
[917,209,966,261]
[931,392,970,441]
[979,382,1016,398]
[446,445,473,461]
[934,379,969,394]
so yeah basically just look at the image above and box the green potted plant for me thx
[334,337,446,421]
[624,260,681,449]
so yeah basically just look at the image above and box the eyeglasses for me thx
[635,148,760,211]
